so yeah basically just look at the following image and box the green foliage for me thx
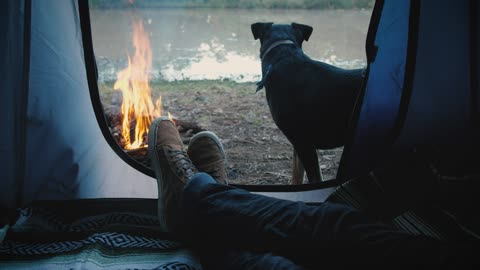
[89,0,374,9]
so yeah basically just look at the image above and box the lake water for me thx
[90,8,372,83]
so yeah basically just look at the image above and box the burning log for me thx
[117,117,206,168]
[106,107,205,148]
[125,147,150,167]
[108,113,205,151]
[174,118,206,134]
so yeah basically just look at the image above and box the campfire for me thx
[113,18,167,150]
[108,9,204,166]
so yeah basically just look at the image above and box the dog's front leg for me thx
[291,149,305,185]
[294,145,322,183]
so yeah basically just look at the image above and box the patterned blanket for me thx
[0,199,202,270]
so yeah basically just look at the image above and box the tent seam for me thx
[389,0,421,145]
[337,0,385,181]
[15,0,32,209]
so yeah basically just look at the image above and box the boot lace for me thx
[167,149,196,178]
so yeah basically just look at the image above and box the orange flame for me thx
[114,19,168,149]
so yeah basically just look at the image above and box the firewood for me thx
[174,118,206,134]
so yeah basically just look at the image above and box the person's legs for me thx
[149,124,305,269]
[184,131,307,269]
[148,117,198,232]
[198,248,306,270]
[180,173,449,267]
[149,119,451,267]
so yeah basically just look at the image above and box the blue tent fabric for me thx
[339,0,411,179]
[395,0,474,148]
[476,1,480,123]
[0,0,27,211]
[1,0,158,208]
[331,0,480,251]
[339,0,480,180]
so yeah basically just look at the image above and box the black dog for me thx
[251,22,364,184]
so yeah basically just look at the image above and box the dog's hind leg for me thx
[291,150,305,185]
[295,145,322,183]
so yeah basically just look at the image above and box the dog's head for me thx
[251,22,313,48]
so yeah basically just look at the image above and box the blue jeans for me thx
[179,173,453,269]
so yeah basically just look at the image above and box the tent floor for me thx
[2,177,479,269]
[0,199,202,270]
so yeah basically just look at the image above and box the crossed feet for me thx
[148,117,228,231]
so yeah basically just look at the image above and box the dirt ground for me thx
[101,80,343,185]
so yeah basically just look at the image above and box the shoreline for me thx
[89,1,374,10]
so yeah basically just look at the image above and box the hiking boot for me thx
[148,117,198,232]
[187,131,228,184]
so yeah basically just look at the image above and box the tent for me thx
[1,0,479,268]
[1,0,334,212]
[339,0,480,180]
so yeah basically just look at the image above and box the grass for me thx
[98,79,343,185]
[98,79,261,127]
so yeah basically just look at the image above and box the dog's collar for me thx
[260,40,295,61]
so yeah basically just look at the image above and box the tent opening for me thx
[87,0,374,186]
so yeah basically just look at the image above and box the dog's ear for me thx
[251,22,273,40]
[291,23,313,42]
